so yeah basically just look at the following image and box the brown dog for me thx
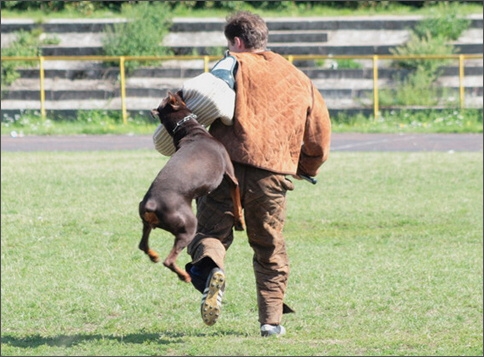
[139,91,245,283]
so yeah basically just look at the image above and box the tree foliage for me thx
[101,2,173,72]
[3,0,472,13]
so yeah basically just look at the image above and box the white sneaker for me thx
[260,324,286,337]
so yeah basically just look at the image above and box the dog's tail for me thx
[144,199,157,212]
[140,199,159,226]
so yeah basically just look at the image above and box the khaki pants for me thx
[187,162,294,325]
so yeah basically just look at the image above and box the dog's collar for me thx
[172,113,198,134]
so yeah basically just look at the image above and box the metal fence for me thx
[1,53,482,123]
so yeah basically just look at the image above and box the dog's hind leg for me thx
[139,218,160,263]
[163,236,192,283]
[163,210,196,283]
[139,199,161,262]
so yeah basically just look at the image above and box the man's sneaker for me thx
[201,268,225,326]
[260,324,286,337]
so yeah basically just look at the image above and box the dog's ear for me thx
[151,108,159,119]
[175,90,187,106]
[167,91,175,102]
[167,92,178,108]
[167,91,186,110]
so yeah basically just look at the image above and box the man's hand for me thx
[292,174,317,184]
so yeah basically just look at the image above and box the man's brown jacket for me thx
[209,51,331,177]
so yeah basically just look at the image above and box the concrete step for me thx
[33,42,483,57]
[2,16,482,56]
[4,27,480,50]
[14,67,205,80]
[10,65,484,83]
[2,14,482,119]
[0,18,125,33]
[1,30,329,50]
[2,97,482,121]
[2,15,481,33]
[2,75,482,101]
[171,15,484,31]
[170,43,483,56]
[24,25,481,56]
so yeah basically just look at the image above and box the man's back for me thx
[210,50,331,176]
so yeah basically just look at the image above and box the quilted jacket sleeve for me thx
[297,82,332,177]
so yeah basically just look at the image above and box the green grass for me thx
[1,150,482,356]
[1,108,483,136]
[332,109,483,133]
[0,110,157,136]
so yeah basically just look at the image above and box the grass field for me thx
[1,150,482,356]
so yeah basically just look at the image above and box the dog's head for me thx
[151,91,194,134]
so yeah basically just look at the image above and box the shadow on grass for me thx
[1,329,239,348]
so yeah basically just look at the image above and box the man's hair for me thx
[224,11,268,50]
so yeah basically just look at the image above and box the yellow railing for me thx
[1,53,482,123]
[286,54,483,119]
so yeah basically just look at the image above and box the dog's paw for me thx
[177,272,192,283]
[147,249,160,263]
[234,220,245,231]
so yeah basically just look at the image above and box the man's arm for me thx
[297,82,332,177]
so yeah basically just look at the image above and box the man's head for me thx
[224,11,268,53]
